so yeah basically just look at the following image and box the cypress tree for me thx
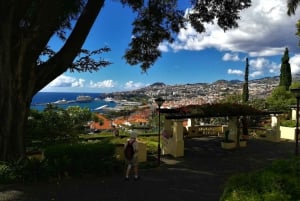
[279,47,292,90]
[242,58,249,103]
[242,58,249,137]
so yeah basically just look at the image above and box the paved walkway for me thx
[0,138,295,201]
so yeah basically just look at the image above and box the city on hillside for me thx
[105,76,285,108]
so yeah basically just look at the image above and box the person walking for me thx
[124,131,139,180]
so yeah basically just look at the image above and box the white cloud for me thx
[124,81,147,90]
[249,57,280,75]
[268,62,280,74]
[89,80,117,88]
[249,58,269,70]
[167,0,300,56]
[71,78,85,87]
[248,48,285,57]
[47,75,85,88]
[250,71,263,78]
[223,53,240,61]
[158,42,169,52]
[290,54,300,74]
[43,77,148,92]
[227,69,243,76]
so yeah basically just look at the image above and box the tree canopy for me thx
[266,86,295,112]
[279,48,292,90]
[287,0,300,43]
[123,0,251,71]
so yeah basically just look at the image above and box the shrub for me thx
[1,136,159,184]
[220,158,300,201]
[0,162,16,184]
[44,141,123,178]
[280,119,296,127]
[0,159,48,184]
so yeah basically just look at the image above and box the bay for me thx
[31,92,117,111]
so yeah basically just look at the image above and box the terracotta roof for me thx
[112,109,151,126]
[90,114,112,130]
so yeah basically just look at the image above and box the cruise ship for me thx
[104,97,115,102]
[76,95,93,103]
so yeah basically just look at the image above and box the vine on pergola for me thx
[162,103,270,119]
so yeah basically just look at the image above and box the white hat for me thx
[130,131,137,139]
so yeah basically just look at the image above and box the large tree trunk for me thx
[0,1,42,160]
[0,85,32,161]
[0,0,105,161]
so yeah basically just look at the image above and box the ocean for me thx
[31,92,117,111]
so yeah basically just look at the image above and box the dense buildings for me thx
[109,76,281,108]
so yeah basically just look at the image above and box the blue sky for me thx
[42,0,300,93]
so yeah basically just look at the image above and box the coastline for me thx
[31,92,115,111]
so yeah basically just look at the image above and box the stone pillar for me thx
[162,119,172,156]
[187,118,196,137]
[172,120,184,157]
[271,114,278,128]
[162,120,184,157]
[173,120,183,141]
[292,108,297,121]
[137,142,147,162]
[187,118,195,127]
[271,114,281,142]
[228,116,238,141]
[164,119,172,133]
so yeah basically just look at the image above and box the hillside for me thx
[105,75,300,103]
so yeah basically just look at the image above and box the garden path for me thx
[0,137,295,201]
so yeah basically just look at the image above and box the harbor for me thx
[30,92,142,112]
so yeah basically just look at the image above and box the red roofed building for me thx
[112,109,151,128]
[89,113,112,132]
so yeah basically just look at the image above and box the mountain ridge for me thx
[144,75,282,90]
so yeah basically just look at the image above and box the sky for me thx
[41,0,300,93]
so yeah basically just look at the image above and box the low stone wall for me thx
[186,125,223,138]
[280,126,295,140]
[250,126,294,142]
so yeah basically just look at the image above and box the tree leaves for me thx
[69,47,112,73]
[124,0,251,71]
[164,103,269,119]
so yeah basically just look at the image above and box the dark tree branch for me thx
[35,0,105,93]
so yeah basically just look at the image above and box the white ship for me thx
[76,95,93,103]
[104,97,115,102]
[52,98,68,105]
